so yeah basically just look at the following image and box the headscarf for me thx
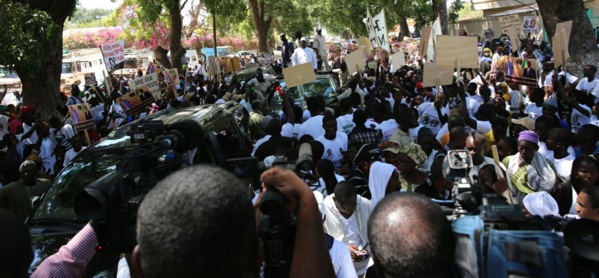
[400,143,428,166]
[523,191,560,216]
[518,130,539,145]
[368,161,396,208]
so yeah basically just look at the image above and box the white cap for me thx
[300,37,307,42]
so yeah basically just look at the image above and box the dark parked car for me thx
[269,73,340,116]
[27,102,253,277]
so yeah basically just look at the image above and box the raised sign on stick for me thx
[345,49,367,75]
[282,62,316,89]
[435,35,478,73]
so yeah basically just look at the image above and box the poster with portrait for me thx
[504,57,538,87]
[523,16,538,34]
[68,103,94,131]
[117,91,154,116]
[163,68,179,87]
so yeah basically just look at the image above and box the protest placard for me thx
[163,68,179,87]
[422,63,454,88]
[225,57,242,73]
[499,14,522,34]
[555,21,572,49]
[100,40,125,72]
[69,103,94,132]
[552,30,570,69]
[503,57,538,87]
[419,27,431,58]
[358,37,372,54]
[117,91,154,116]
[282,63,316,88]
[427,18,442,62]
[84,73,97,86]
[390,52,405,70]
[523,16,538,34]
[129,72,161,100]
[345,49,367,74]
[365,8,390,53]
[208,56,219,76]
[435,36,478,69]
[508,26,521,52]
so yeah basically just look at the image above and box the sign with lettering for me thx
[365,8,390,53]
[129,72,161,100]
[499,15,522,34]
[84,73,97,86]
[69,103,95,131]
[100,40,125,72]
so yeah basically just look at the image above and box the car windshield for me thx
[0,67,18,79]
[61,62,73,74]
[284,76,337,100]
[32,136,134,221]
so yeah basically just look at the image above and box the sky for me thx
[78,0,122,10]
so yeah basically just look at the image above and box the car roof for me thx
[107,101,240,142]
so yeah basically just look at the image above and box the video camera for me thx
[74,119,204,253]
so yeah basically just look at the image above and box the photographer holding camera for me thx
[131,165,335,277]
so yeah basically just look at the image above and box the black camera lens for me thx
[260,189,286,216]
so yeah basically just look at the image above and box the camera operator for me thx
[367,193,454,278]
[131,165,335,277]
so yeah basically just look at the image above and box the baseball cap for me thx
[300,37,307,42]
[416,81,423,89]
[280,32,286,37]
[316,26,322,31]
[379,140,402,154]
[511,117,535,131]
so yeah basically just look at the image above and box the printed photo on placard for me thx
[68,103,94,131]
[503,57,538,87]
[116,92,142,112]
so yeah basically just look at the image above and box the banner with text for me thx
[365,8,390,53]
[499,14,522,34]
[100,40,125,72]
[129,72,161,100]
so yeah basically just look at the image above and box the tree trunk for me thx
[11,0,77,120]
[437,0,449,35]
[154,46,172,69]
[536,0,599,77]
[399,17,410,38]
[15,26,63,120]
[168,1,185,73]
[248,0,269,52]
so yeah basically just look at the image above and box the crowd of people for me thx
[1,25,599,277]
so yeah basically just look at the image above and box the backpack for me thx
[453,215,567,278]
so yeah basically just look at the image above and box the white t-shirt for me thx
[417,102,446,134]
[252,135,271,157]
[22,123,38,145]
[378,119,398,142]
[365,119,380,130]
[299,115,325,139]
[337,114,355,135]
[465,96,481,118]
[475,120,492,134]
[571,104,591,134]
[538,142,576,162]
[525,103,543,119]
[576,77,599,103]
[314,174,346,197]
[317,132,348,169]
[281,123,301,138]
[330,239,359,278]
[64,147,87,167]
[554,154,575,181]
[57,124,75,149]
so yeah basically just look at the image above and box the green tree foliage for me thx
[0,1,58,76]
[66,7,112,28]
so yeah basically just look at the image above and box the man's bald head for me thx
[449,126,468,150]
[368,193,453,277]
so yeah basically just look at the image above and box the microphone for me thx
[160,119,205,153]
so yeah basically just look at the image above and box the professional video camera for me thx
[74,119,204,253]
[443,150,546,230]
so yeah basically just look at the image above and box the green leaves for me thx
[0,0,58,78]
